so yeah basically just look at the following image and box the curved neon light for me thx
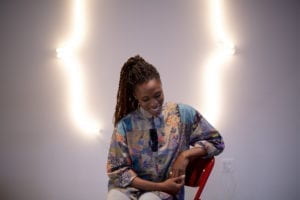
[202,0,235,124]
[56,0,100,135]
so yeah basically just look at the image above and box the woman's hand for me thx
[169,151,189,178]
[159,175,185,195]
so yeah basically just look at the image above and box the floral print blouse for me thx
[107,102,224,200]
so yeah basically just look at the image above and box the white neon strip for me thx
[56,0,100,135]
[202,0,235,124]
[71,0,86,46]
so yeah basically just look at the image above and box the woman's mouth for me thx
[150,107,162,115]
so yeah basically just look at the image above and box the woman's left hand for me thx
[169,151,189,178]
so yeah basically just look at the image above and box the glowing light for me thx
[202,0,235,124]
[56,0,100,136]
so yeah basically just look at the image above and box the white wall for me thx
[0,0,299,199]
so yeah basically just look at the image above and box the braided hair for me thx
[114,55,160,126]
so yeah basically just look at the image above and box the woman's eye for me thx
[155,93,161,98]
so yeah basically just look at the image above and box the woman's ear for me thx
[133,88,139,100]
[132,91,138,101]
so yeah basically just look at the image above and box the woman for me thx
[106,55,224,200]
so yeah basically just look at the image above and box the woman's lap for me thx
[107,189,162,200]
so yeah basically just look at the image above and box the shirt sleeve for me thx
[106,121,137,187]
[178,104,225,158]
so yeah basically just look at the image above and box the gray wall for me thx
[0,0,299,199]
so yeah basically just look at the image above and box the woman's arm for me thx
[130,175,185,195]
[169,104,225,178]
[179,104,225,158]
[181,146,207,159]
[107,124,137,188]
[169,146,206,178]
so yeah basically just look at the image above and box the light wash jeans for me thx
[107,189,162,200]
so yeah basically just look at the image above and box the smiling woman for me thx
[106,55,225,200]
[134,79,164,117]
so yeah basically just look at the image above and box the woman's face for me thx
[134,79,164,116]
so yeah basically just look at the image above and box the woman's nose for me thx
[150,99,159,107]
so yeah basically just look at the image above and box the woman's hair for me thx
[114,55,160,126]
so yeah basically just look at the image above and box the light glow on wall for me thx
[202,0,235,125]
[56,0,100,136]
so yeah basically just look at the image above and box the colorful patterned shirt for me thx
[107,102,224,200]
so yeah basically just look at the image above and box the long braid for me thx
[114,55,160,126]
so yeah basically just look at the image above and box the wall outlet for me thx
[221,158,235,173]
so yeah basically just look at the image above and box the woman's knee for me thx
[139,192,161,200]
[107,189,130,200]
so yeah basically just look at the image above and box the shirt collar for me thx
[139,106,153,119]
[138,106,164,128]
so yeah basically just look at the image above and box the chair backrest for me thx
[185,157,215,200]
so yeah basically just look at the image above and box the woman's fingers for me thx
[173,175,185,185]
[169,168,185,178]
[169,170,177,178]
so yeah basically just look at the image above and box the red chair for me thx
[185,157,215,200]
